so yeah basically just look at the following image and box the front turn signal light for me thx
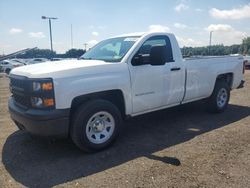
[43,98,54,107]
[42,82,53,90]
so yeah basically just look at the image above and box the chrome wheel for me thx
[216,88,228,108]
[86,111,115,144]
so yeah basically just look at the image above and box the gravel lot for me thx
[0,71,249,188]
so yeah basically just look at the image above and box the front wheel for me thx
[5,68,11,75]
[206,81,230,113]
[71,99,122,152]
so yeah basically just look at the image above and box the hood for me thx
[10,59,118,79]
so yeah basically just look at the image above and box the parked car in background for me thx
[0,60,24,74]
[11,59,27,65]
[51,58,64,61]
[244,56,250,69]
[27,58,48,64]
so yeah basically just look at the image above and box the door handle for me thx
[171,67,181,71]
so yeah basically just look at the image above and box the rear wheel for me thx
[71,99,122,152]
[207,81,230,113]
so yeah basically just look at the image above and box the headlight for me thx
[32,81,53,91]
[31,97,43,108]
[31,97,55,108]
[31,79,55,108]
[32,82,41,91]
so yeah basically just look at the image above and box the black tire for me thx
[5,68,11,75]
[207,80,230,113]
[70,99,122,152]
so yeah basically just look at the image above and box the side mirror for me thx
[131,54,150,66]
[150,46,167,66]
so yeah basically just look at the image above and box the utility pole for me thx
[49,19,53,52]
[71,24,73,49]
[42,16,58,59]
[84,43,88,51]
[209,31,213,56]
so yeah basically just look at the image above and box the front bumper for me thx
[8,97,70,137]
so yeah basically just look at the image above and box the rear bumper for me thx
[237,80,245,89]
[8,97,70,138]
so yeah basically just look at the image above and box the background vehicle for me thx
[11,59,27,65]
[27,58,48,64]
[244,56,250,69]
[51,58,64,61]
[8,32,245,152]
[0,60,24,74]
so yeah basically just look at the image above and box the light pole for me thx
[71,24,73,49]
[209,31,213,56]
[42,16,58,58]
[84,43,88,51]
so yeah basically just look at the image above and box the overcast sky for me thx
[0,0,250,54]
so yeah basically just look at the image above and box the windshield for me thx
[80,36,139,62]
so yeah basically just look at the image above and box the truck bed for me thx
[182,55,244,103]
[184,55,243,61]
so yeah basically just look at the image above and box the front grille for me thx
[10,77,26,89]
[9,75,31,108]
[13,93,30,107]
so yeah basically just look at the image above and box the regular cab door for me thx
[130,35,185,113]
[129,35,184,114]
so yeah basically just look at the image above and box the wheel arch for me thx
[215,73,234,89]
[70,89,126,119]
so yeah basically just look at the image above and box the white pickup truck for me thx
[9,32,245,152]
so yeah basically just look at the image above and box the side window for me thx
[132,35,174,66]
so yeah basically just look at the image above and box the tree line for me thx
[182,37,250,57]
[15,37,250,59]
[16,48,86,59]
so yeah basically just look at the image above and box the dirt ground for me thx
[0,71,249,188]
